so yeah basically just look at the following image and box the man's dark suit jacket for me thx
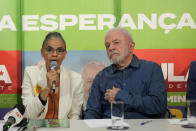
[187,61,196,100]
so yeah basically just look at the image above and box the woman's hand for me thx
[46,69,60,89]
[40,69,60,102]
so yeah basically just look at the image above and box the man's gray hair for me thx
[105,27,134,42]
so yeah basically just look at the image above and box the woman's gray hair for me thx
[42,31,66,49]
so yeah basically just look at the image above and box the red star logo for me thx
[0,70,4,76]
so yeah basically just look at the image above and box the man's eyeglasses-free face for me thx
[44,46,66,55]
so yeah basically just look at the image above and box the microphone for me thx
[50,61,57,92]
[3,104,25,131]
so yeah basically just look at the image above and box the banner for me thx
[0,0,196,119]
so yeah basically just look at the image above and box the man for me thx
[186,61,196,117]
[187,61,196,100]
[84,28,167,119]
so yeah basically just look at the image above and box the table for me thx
[1,119,195,131]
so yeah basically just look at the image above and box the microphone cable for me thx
[52,89,56,119]
[17,118,29,131]
[17,105,31,131]
[50,61,57,119]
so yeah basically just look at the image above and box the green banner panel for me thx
[167,92,186,106]
[21,0,114,51]
[1,0,196,51]
[121,0,196,49]
[0,0,21,50]
[0,94,22,108]
[21,0,196,51]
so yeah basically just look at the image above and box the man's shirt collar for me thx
[110,54,140,73]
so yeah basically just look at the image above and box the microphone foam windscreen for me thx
[50,61,57,70]
[14,104,25,115]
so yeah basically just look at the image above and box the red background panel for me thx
[134,49,196,92]
[0,51,21,94]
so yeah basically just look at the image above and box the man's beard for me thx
[108,48,130,64]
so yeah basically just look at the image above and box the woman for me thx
[22,31,83,119]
